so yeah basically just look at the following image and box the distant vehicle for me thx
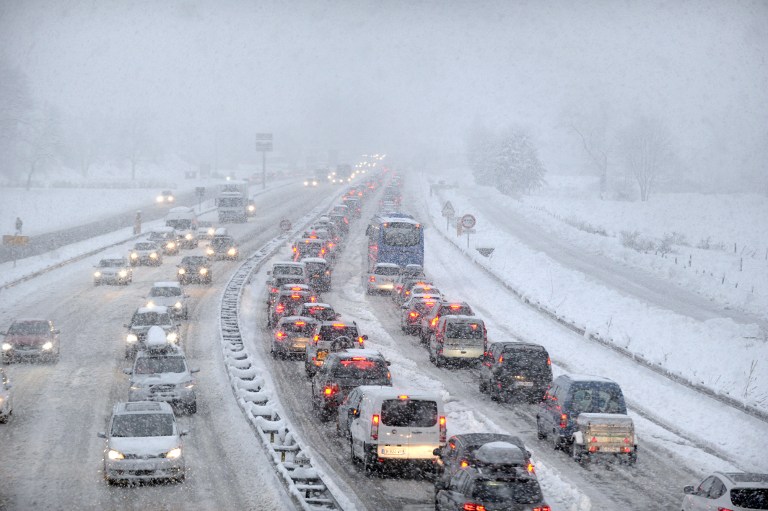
[268,287,317,327]
[392,264,426,299]
[305,319,367,377]
[129,241,163,266]
[124,306,181,359]
[292,238,327,262]
[165,207,198,249]
[399,295,439,335]
[296,302,339,323]
[392,278,435,306]
[216,181,249,223]
[97,401,187,484]
[311,350,391,420]
[301,257,332,292]
[247,198,256,217]
[146,282,189,320]
[0,368,14,423]
[206,231,239,260]
[479,342,552,403]
[303,176,319,187]
[93,255,133,286]
[428,316,487,367]
[366,263,401,294]
[366,213,424,271]
[124,326,199,414]
[177,255,212,285]
[682,472,768,511]
[156,190,175,204]
[332,164,352,184]
[148,227,180,255]
[1,318,60,364]
[271,316,317,359]
[537,374,637,465]
[197,221,217,240]
[419,300,474,343]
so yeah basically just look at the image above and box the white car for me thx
[93,255,133,286]
[129,241,163,266]
[0,368,13,423]
[366,263,401,294]
[146,282,189,320]
[98,401,187,484]
[682,472,768,511]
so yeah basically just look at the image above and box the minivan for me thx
[429,315,487,367]
[479,341,552,403]
[348,386,446,473]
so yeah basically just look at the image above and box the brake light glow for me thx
[332,323,346,328]
[270,287,278,293]
[276,304,285,313]
[469,324,478,330]
[409,312,419,318]
[460,459,469,468]
[398,395,409,400]
[431,318,439,327]
[439,416,446,443]
[547,357,552,365]
[313,335,319,341]
[527,462,536,474]
[369,276,375,282]
[295,321,306,326]
[533,507,551,511]
[275,331,286,339]
[462,503,485,511]
[323,384,339,396]
[371,414,379,440]
[358,336,365,344]
[498,355,504,363]
[560,413,568,429]
[290,286,302,291]
[291,294,301,299]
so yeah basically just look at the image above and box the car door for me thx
[339,388,362,438]
[540,383,560,433]
[479,344,497,386]
[686,476,716,511]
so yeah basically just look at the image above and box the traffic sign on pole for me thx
[460,214,476,229]
[279,219,292,232]
[442,201,455,218]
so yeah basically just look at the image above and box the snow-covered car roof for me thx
[300,257,328,264]
[136,305,170,314]
[151,281,182,289]
[150,226,175,234]
[439,315,483,324]
[373,262,400,269]
[100,254,127,261]
[113,401,174,415]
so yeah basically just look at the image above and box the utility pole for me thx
[255,133,273,191]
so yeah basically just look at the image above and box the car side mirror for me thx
[683,485,695,495]
[181,430,189,437]
[433,447,442,457]
[361,335,368,341]
[191,368,200,374]
[97,432,107,438]
[434,480,447,491]
[348,408,359,418]
[122,368,132,375]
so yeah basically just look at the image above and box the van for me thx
[348,386,446,473]
[428,315,487,367]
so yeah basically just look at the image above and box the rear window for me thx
[569,383,626,415]
[332,359,388,379]
[381,399,437,427]
[302,306,336,321]
[100,259,125,267]
[414,302,437,314]
[501,348,549,369]
[282,322,314,335]
[375,266,401,276]
[472,478,543,504]
[446,322,484,339]
[305,262,327,273]
[730,488,768,509]
[135,242,155,250]
[274,266,304,276]
[320,326,359,341]
[439,305,472,316]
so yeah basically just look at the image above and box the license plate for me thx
[317,351,328,360]
[382,448,405,455]
[599,446,620,453]
[514,381,534,387]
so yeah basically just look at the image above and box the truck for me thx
[216,181,249,223]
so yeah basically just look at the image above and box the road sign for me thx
[460,214,476,229]
[255,133,273,140]
[279,219,292,232]
[256,133,273,152]
[441,201,455,218]
[3,235,29,246]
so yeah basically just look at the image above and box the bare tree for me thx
[620,117,672,202]
[0,59,34,181]
[571,124,609,199]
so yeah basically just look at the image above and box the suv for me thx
[292,238,327,261]
[146,282,189,320]
[129,241,163,266]
[97,401,187,484]
[366,263,401,294]
[435,454,549,511]
[1,318,60,364]
[177,255,212,284]
[124,327,199,414]
[428,316,487,367]
[311,350,391,420]
[302,257,332,292]
[206,232,239,260]
[0,368,13,423]
[305,319,367,377]
[434,433,532,487]
[93,255,133,286]
[479,342,552,403]
[682,472,768,511]
[268,288,318,327]
[420,301,474,343]
[271,316,317,359]
[124,306,181,359]
[148,227,181,255]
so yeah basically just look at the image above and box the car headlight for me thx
[227,248,237,256]
[167,196,174,202]
[126,334,138,343]
[129,383,144,390]
[146,300,155,308]
[199,268,208,275]
[93,271,102,278]
[178,268,186,275]
[165,447,182,459]
[248,205,255,212]
[174,302,182,309]
[206,248,214,255]
[149,252,158,259]
[167,242,176,249]
[42,342,53,351]
[166,332,178,343]
[130,253,138,259]
[156,196,164,203]
[180,380,195,389]
[108,449,125,460]
[2,343,11,351]
[118,270,127,278]
[185,233,193,240]
[207,228,215,236]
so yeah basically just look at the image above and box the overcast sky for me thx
[1,0,766,177]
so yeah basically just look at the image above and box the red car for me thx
[2,318,60,363]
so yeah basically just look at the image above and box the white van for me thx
[348,386,446,472]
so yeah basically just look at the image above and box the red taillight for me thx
[498,355,504,363]
[716,508,733,511]
[295,321,306,326]
[449,304,462,310]
[323,384,339,396]
[533,507,551,511]
[547,357,551,365]
[371,414,379,440]
[460,459,469,468]
[276,304,285,313]
[431,317,439,328]
[275,331,286,339]
[560,413,568,429]
[292,247,297,252]
[439,416,446,443]
[527,462,535,474]
[270,287,278,293]
[369,275,375,282]
[409,312,419,318]
[358,336,365,344]
[463,504,486,511]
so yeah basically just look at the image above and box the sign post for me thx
[441,201,455,231]
[3,234,29,267]
[459,214,476,249]
[195,187,206,213]
[255,133,273,191]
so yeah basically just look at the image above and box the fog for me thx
[1,0,766,187]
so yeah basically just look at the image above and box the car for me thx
[435,447,549,511]
[129,241,163,266]
[348,386,446,473]
[148,227,181,255]
[266,262,307,286]
[296,302,339,323]
[682,472,768,511]
[392,278,435,306]
[165,206,198,248]
[479,342,552,403]
[428,316,487,367]
[206,232,239,260]
[419,300,474,343]
[329,213,349,237]
[146,282,189,320]
[303,176,319,187]
[93,255,133,286]
[305,319,367,377]
[177,255,212,284]
[311,349,391,420]
[1,318,60,364]
[197,221,217,240]
[156,190,176,203]
[271,316,317,359]
[292,238,328,262]
[366,263,401,294]
[268,287,318,327]
[433,433,533,487]
[0,368,13,423]
[124,306,181,359]
[400,296,439,335]
[341,196,362,218]
[97,401,187,484]
[246,198,257,217]
[392,264,426,298]
[124,326,199,414]
[302,257,332,292]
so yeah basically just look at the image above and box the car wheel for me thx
[350,439,357,464]
[478,377,487,393]
[551,430,561,451]
[571,443,585,464]
[435,353,445,368]
[187,402,197,415]
[536,416,547,440]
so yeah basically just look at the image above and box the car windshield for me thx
[570,384,626,414]
[134,356,186,374]
[298,245,323,257]
[167,219,192,229]
[210,237,234,248]
[135,242,155,250]
[446,323,484,339]
[321,326,358,342]
[382,223,420,247]
[99,259,125,267]
[274,266,304,276]
[440,305,472,316]
[332,359,388,380]
[132,312,172,326]
[472,478,543,504]
[149,287,181,297]
[375,266,401,276]
[730,488,768,509]
[218,197,243,207]
[381,399,437,427]
[110,414,175,437]
[182,257,207,266]
[149,232,170,241]
[305,262,327,274]
[8,321,49,335]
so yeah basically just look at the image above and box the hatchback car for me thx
[93,255,133,286]
[420,300,474,343]
[366,263,401,294]
[124,306,181,359]
[129,241,163,266]
[148,228,181,256]
[682,472,768,511]
[0,368,13,423]
[206,233,239,260]
[97,401,187,484]
[1,318,60,364]
[434,434,532,487]
[146,282,189,320]
[305,319,367,377]
[271,316,317,358]
[400,296,439,335]
[177,255,212,285]
[268,288,318,327]
[479,342,553,403]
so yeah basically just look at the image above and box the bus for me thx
[366,213,424,271]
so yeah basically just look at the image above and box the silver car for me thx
[93,255,133,286]
[98,401,187,484]
[0,368,13,423]
[146,282,189,320]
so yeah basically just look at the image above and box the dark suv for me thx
[479,342,553,403]
[311,350,391,420]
